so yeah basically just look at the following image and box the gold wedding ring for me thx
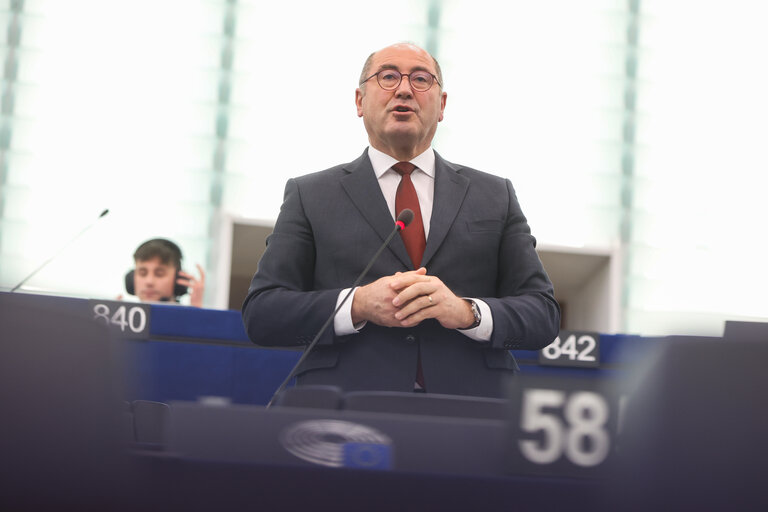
[428,295,433,304]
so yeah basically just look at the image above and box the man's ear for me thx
[438,91,447,122]
[355,88,364,117]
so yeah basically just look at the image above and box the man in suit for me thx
[242,43,559,398]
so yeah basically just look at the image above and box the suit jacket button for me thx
[405,334,416,344]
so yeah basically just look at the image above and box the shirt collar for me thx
[367,146,436,179]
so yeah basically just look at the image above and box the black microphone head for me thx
[99,209,109,218]
[397,209,414,227]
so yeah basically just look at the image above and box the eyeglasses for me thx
[360,69,441,92]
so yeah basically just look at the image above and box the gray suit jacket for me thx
[242,149,560,398]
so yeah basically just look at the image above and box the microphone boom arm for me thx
[10,209,109,293]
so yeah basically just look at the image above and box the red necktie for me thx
[392,161,426,389]
[393,162,426,268]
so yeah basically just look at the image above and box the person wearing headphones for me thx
[124,238,205,307]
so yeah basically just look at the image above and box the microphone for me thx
[396,208,413,231]
[10,209,110,293]
[266,208,414,408]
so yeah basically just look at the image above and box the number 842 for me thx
[542,334,597,362]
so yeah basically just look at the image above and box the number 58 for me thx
[518,389,611,467]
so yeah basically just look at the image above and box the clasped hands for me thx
[351,267,475,330]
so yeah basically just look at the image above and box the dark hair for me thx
[359,43,443,89]
[133,238,182,270]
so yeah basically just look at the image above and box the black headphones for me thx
[125,239,188,299]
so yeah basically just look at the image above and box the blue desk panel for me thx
[129,306,661,405]
[1,293,660,405]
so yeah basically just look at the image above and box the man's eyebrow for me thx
[408,65,433,74]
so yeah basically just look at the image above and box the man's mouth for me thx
[392,106,414,113]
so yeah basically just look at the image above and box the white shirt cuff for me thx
[334,287,366,335]
[457,298,493,342]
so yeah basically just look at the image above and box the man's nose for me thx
[394,75,415,96]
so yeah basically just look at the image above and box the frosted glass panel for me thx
[436,0,628,248]
[0,1,224,301]
[627,0,768,334]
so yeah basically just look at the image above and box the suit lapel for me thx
[422,152,469,268]
[340,150,413,269]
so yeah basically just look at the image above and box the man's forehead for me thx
[371,45,435,72]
